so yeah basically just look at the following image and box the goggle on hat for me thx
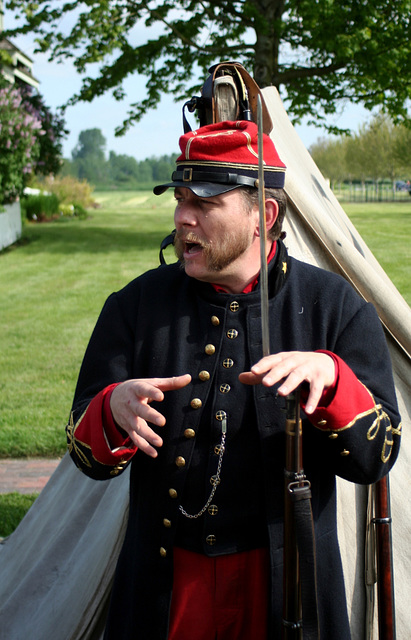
[153,120,286,198]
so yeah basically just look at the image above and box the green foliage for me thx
[22,175,95,221]
[71,128,108,184]
[310,114,411,187]
[23,193,60,221]
[0,74,66,203]
[0,82,41,203]
[0,493,38,538]
[19,84,68,178]
[65,128,178,188]
[6,1,411,136]
[37,174,96,209]
[108,150,140,184]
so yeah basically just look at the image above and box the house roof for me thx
[0,36,39,88]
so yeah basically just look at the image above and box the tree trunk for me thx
[251,0,285,88]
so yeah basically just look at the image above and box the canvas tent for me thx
[0,87,409,640]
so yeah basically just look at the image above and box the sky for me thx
[6,6,373,162]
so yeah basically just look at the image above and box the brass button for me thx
[223,358,234,368]
[318,419,327,426]
[215,410,227,421]
[184,428,196,439]
[159,547,167,557]
[230,301,239,312]
[214,444,224,455]
[340,449,350,457]
[190,398,202,409]
[208,505,219,516]
[219,383,231,394]
[205,344,216,355]
[329,432,338,440]
[175,456,186,468]
[199,370,210,381]
[206,535,216,546]
[210,475,220,486]
[163,518,171,528]
[227,329,238,339]
[211,315,220,326]
[169,488,178,498]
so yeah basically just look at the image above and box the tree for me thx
[108,151,140,183]
[310,137,348,188]
[71,128,108,184]
[72,128,107,163]
[310,112,411,194]
[65,129,178,186]
[392,124,411,173]
[348,114,404,184]
[7,1,411,136]
[150,155,177,182]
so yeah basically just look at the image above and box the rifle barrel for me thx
[374,475,396,639]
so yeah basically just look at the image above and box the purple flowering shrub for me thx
[0,84,43,203]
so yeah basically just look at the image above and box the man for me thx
[67,120,401,639]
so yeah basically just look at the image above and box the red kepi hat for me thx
[153,120,286,198]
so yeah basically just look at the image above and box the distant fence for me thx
[332,181,411,203]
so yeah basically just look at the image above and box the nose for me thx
[174,199,197,229]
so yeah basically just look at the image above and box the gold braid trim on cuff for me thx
[66,410,92,469]
[66,407,128,472]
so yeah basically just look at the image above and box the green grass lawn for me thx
[343,201,411,305]
[0,192,409,460]
[0,493,38,538]
[0,190,176,458]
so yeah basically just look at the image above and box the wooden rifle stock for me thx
[374,475,396,639]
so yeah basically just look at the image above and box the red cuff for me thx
[102,385,135,448]
[73,384,136,464]
[302,351,375,431]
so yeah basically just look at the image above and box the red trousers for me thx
[168,547,270,640]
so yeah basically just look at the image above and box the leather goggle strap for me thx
[159,230,176,265]
[205,61,273,134]
[181,61,273,134]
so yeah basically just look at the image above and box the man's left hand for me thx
[239,351,335,414]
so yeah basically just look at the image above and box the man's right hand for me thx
[110,374,192,457]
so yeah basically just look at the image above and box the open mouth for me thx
[185,241,203,255]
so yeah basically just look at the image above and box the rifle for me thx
[257,96,319,640]
[282,389,320,640]
[373,475,396,639]
[282,389,303,638]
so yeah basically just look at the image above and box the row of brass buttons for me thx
[161,307,241,557]
[203,306,239,548]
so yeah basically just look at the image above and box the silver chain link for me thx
[179,418,227,520]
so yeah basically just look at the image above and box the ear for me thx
[255,198,279,236]
[265,198,279,233]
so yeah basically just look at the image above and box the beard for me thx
[174,227,254,273]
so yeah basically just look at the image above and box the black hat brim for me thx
[153,181,242,198]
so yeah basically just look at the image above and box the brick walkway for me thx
[0,459,61,494]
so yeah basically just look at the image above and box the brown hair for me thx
[240,186,287,240]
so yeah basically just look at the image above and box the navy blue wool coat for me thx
[68,243,401,640]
